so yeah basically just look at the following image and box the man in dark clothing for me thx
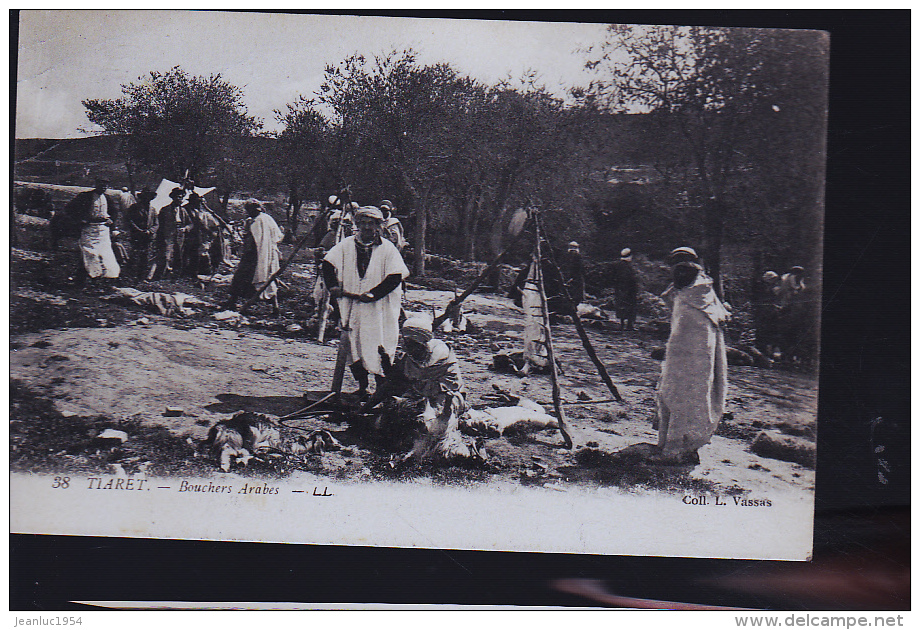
[183,193,228,277]
[560,241,586,305]
[611,248,639,330]
[508,255,568,314]
[125,188,158,279]
[150,188,189,280]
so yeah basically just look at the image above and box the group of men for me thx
[59,176,233,287]
[130,183,232,281]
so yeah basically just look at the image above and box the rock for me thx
[577,390,591,401]
[214,310,240,321]
[164,407,184,417]
[650,346,666,360]
[751,431,816,468]
[286,324,303,333]
[740,345,773,369]
[97,429,128,443]
[726,347,755,366]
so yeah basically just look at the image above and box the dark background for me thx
[10,10,910,610]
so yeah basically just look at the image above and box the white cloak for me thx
[657,273,729,457]
[522,259,549,369]
[250,213,284,299]
[325,236,409,375]
[80,223,121,279]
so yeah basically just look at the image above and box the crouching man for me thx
[369,317,481,464]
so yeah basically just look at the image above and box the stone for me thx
[751,431,816,468]
[97,429,128,443]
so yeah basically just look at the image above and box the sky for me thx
[15,10,612,139]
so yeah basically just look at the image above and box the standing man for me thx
[223,199,285,315]
[612,247,639,330]
[64,176,120,287]
[754,270,782,358]
[323,206,410,399]
[125,188,158,279]
[776,265,808,362]
[183,193,226,276]
[561,240,586,305]
[149,188,189,279]
[113,187,136,228]
[653,246,729,465]
[380,199,407,251]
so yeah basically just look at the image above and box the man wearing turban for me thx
[223,199,284,314]
[374,317,473,463]
[654,247,729,464]
[323,206,410,398]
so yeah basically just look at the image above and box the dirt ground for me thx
[9,217,818,501]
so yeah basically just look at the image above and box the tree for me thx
[83,66,262,185]
[584,25,829,295]
[275,96,335,238]
[317,50,482,275]
[437,76,597,265]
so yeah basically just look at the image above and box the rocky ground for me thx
[9,216,818,502]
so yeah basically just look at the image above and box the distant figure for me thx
[611,247,639,330]
[313,195,341,248]
[149,188,189,280]
[777,266,809,363]
[223,199,284,315]
[114,187,137,228]
[318,210,343,252]
[654,246,729,465]
[380,200,407,251]
[508,255,567,315]
[753,270,782,358]
[323,206,410,399]
[560,241,586,305]
[63,177,121,286]
[776,265,806,309]
[125,188,159,279]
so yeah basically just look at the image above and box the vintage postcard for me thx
[11,11,826,560]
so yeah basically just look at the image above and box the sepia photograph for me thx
[11,10,827,561]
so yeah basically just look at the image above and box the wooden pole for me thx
[538,222,624,403]
[431,215,529,329]
[533,211,573,449]
[316,213,347,343]
[330,330,349,395]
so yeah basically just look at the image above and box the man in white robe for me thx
[655,247,729,465]
[323,205,410,397]
[223,199,284,314]
[64,177,120,286]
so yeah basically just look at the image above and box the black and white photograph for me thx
[11,10,828,561]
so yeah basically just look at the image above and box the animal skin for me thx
[203,411,281,472]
